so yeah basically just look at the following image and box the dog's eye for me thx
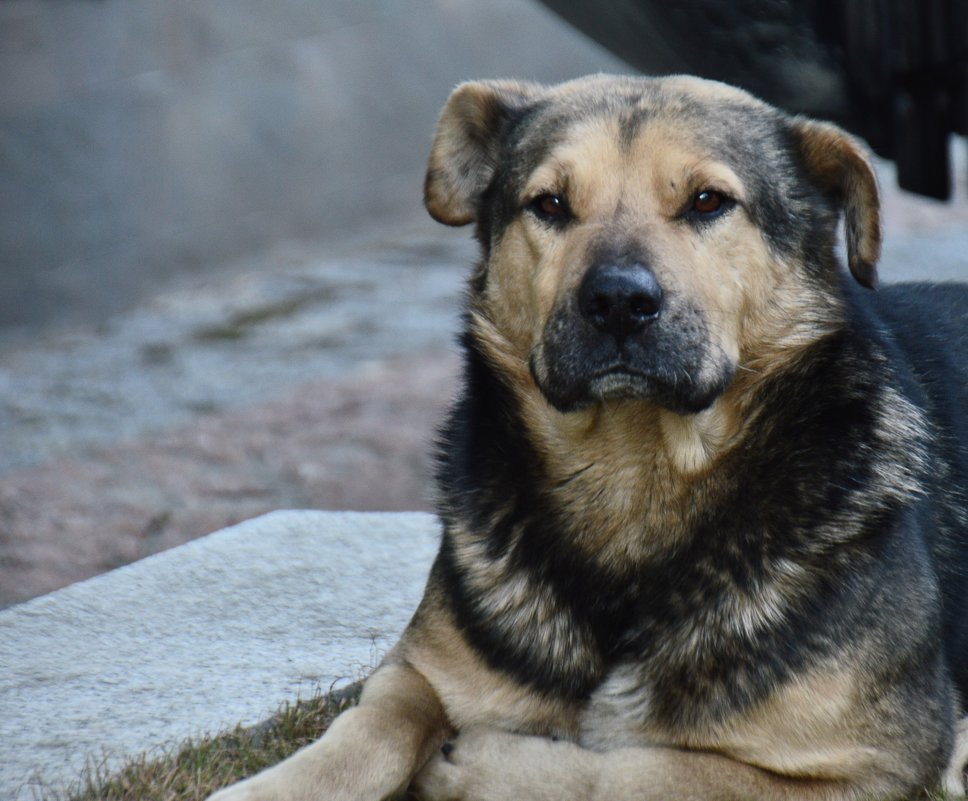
[528,193,572,226]
[692,190,725,215]
[681,189,735,225]
[684,189,737,224]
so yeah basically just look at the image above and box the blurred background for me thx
[1,0,965,607]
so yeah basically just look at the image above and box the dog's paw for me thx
[412,728,517,801]
[412,727,585,801]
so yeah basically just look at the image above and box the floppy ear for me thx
[788,118,881,288]
[424,80,542,226]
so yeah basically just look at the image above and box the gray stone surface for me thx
[0,510,440,801]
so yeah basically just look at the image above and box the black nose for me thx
[578,262,663,340]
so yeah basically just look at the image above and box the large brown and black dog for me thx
[210,75,968,801]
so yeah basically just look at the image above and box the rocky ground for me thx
[1,155,965,608]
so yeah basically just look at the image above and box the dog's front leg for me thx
[208,662,449,801]
[412,727,900,801]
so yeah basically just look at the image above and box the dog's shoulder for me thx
[854,281,968,694]
[866,282,968,382]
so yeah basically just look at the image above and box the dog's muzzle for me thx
[531,259,733,415]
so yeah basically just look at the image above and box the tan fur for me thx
[424,80,541,226]
[412,725,879,801]
[705,664,893,778]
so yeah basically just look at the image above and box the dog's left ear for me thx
[424,80,542,226]
[788,118,881,288]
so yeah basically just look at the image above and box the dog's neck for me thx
[464,310,744,558]
[530,397,744,561]
[463,303,847,562]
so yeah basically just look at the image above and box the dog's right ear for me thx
[424,81,542,226]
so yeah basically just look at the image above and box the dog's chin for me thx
[536,366,732,416]
[589,370,657,403]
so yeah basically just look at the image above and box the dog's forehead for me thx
[547,74,763,114]
[511,75,780,176]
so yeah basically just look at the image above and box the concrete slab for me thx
[0,510,440,800]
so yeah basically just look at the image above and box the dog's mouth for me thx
[531,324,734,416]
[550,363,729,415]
[588,364,722,412]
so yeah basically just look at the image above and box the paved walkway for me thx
[0,224,468,606]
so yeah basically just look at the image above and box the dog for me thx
[209,75,968,801]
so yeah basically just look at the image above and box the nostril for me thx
[628,290,661,320]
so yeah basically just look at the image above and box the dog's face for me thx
[425,75,880,415]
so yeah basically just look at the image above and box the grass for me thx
[31,684,362,801]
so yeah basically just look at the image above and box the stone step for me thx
[0,510,439,800]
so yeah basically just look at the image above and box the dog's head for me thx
[425,75,880,415]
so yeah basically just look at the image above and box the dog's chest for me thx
[579,662,659,749]
[449,523,812,714]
